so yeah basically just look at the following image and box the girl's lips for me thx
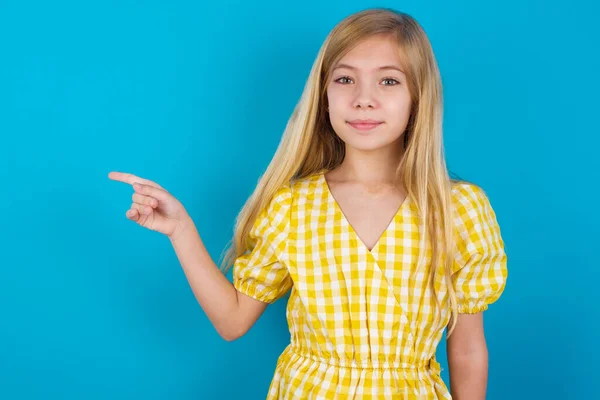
[347,120,383,131]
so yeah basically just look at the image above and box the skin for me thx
[109,32,488,399]
[324,33,411,251]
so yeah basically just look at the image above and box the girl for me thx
[109,8,507,399]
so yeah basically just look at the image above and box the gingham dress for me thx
[233,171,507,399]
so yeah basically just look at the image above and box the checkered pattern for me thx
[233,171,507,399]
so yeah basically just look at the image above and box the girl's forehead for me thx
[334,53,407,74]
[334,36,407,71]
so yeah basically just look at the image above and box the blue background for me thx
[1,0,598,399]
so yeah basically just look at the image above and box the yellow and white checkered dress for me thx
[234,171,507,399]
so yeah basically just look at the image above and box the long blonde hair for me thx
[219,8,461,336]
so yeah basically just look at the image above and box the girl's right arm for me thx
[169,218,268,341]
[108,171,267,341]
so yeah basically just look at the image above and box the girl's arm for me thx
[447,313,489,400]
[170,218,269,341]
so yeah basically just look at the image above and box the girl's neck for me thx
[330,149,405,185]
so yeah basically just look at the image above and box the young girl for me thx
[109,8,507,399]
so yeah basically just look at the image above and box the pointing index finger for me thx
[108,171,135,184]
[108,172,163,189]
[133,183,170,202]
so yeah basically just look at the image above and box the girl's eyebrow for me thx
[333,63,405,74]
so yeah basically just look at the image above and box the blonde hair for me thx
[219,8,461,336]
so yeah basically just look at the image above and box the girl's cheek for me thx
[326,85,341,97]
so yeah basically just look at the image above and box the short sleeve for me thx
[451,183,508,314]
[233,184,293,303]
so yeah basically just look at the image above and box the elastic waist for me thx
[286,346,440,373]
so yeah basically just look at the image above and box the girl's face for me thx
[326,34,412,152]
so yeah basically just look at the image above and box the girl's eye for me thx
[335,76,353,84]
[333,76,400,86]
[382,78,400,86]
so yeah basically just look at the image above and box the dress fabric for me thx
[233,171,508,399]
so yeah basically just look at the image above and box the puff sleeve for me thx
[233,184,293,303]
[451,183,508,314]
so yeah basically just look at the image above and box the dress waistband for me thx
[286,345,441,374]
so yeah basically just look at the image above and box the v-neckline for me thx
[320,171,410,255]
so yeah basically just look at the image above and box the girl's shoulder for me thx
[450,179,502,233]
[289,170,326,197]
[450,180,489,208]
[262,171,323,217]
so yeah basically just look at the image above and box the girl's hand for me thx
[108,171,191,239]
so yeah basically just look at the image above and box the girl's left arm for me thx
[447,312,489,400]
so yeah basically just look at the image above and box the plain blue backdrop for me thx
[1,0,598,399]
